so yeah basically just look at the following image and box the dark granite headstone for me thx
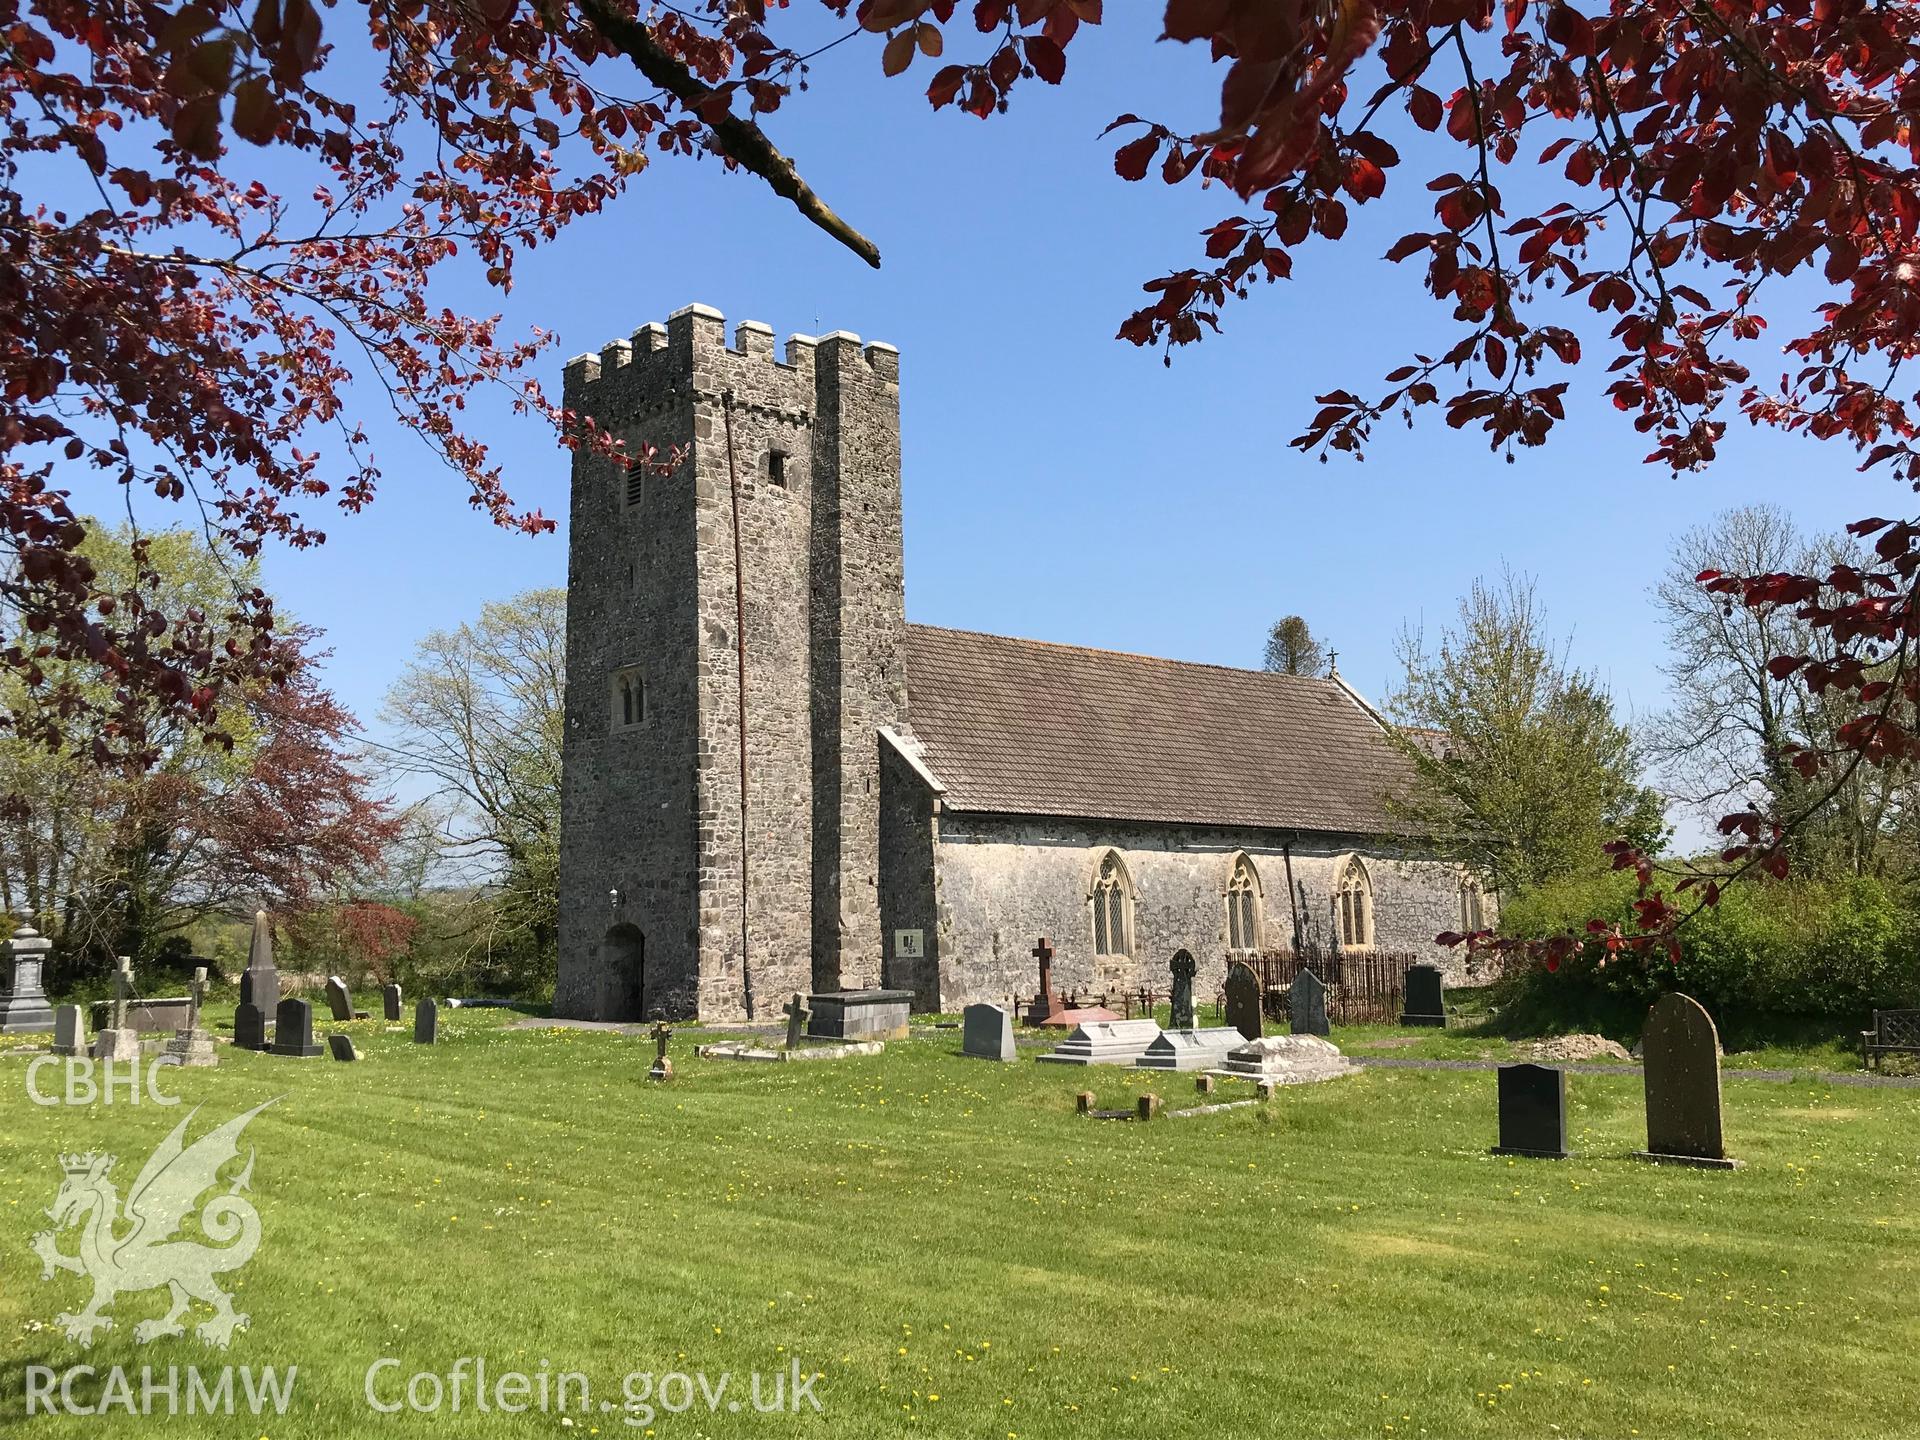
[806,990,911,1041]
[414,997,438,1045]
[1168,950,1197,1031]
[382,983,403,1022]
[1400,963,1447,1027]
[323,975,353,1023]
[270,998,323,1058]
[1636,992,1738,1168]
[1289,969,1330,1037]
[1493,1063,1570,1158]
[962,1002,1015,1061]
[326,1033,359,1062]
[233,1001,268,1053]
[1223,961,1263,1042]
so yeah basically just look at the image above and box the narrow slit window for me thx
[768,449,788,488]
[626,459,645,508]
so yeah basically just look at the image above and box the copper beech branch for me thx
[575,0,882,268]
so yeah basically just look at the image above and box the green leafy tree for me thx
[0,522,393,975]
[1262,616,1325,677]
[379,589,565,980]
[1387,573,1666,896]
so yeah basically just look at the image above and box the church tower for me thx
[554,304,907,1021]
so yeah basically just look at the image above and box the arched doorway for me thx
[602,924,645,1020]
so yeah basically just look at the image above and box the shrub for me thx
[1492,871,1920,1043]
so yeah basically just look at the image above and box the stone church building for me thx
[554,304,1485,1023]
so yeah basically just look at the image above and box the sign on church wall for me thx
[894,929,924,960]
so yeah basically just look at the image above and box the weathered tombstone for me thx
[51,1004,86,1057]
[382,983,403,1023]
[91,955,140,1061]
[270,998,324,1058]
[414,997,439,1045]
[962,1002,1016,1062]
[1024,936,1067,1026]
[1134,1026,1243,1071]
[233,1001,267,1053]
[1213,1034,1357,1086]
[784,991,811,1050]
[1036,1019,1162,1066]
[1223,960,1263,1041]
[163,965,216,1067]
[1492,1063,1570,1159]
[324,975,353,1023]
[1168,950,1197,1031]
[0,920,54,1033]
[242,909,280,1018]
[326,1034,359,1062]
[648,1020,673,1081]
[1635,993,1739,1169]
[1400,963,1447,1027]
[1289,969,1330,1037]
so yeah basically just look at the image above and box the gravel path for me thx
[1351,1055,1920,1089]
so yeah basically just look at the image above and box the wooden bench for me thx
[1861,1009,1920,1070]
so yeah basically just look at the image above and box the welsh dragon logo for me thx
[31,1099,278,1348]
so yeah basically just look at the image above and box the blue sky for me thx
[51,10,1891,785]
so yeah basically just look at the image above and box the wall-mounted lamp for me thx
[609,888,624,910]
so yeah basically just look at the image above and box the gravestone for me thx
[382,983,403,1022]
[270,998,324,1058]
[414,997,439,1044]
[324,975,353,1023]
[1168,950,1197,1030]
[91,955,140,1062]
[1211,1033,1357,1086]
[784,991,811,1050]
[1024,936,1067,1026]
[649,1020,673,1081]
[51,1004,86,1057]
[241,909,280,1019]
[1400,963,1447,1027]
[807,990,912,1041]
[962,1002,1015,1062]
[1036,1019,1162,1066]
[163,966,216,1067]
[1223,961,1263,1041]
[1289,969,1330,1037]
[233,1002,267,1053]
[1134,1026,1243,1071]
[1492,1063,1570,1159]
[326,1034,359,1062]
[1635,993,1739,1169]
[0,920,54,1033]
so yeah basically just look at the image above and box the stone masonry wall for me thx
[928,813,1482,1010]
[556,304,905,1021]
[810,335,908,994]
[554,325,700,1019]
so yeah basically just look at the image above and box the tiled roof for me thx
[901,625,1422,834]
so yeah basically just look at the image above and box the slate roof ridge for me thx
[902,622,1346,689]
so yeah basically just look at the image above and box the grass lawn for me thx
[1,1004,1916,1437]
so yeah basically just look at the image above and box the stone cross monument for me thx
[92,955,140,1061]
[649,1020,674,1081]
[165,965,216,1067]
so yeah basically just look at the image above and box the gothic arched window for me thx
[610,666,645,732]
[1459,875,1486,934]
[1336,857,1373,950]
[1226,854,1262,952]
[1090,852,1133,959]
